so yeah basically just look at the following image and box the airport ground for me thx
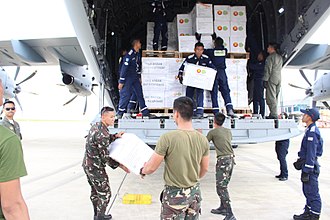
[19,120,330,220]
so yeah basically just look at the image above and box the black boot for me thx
[96,214,112,220]
[293,209,310,220]
[211,202,227,215]
[223,207,236,220]
[93,202,97,219]
[310,213,320,220]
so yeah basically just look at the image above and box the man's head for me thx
[173,96,193,122]
[131,38,142,51]
[194,42,204,58]
[3,100,16,120]
[214,112,226,127]
[257,51,266,61]
[100,106,115,127]
[267,42,278,54]
[301,108,320,124]
[0,79,3,105]
[214,37,224,48]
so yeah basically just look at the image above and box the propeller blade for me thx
[91,84,98,95]
[14,66,20,80]
[312,101,317,108]
[14,95,23,111]
[322,101,330,110]
[83,96,88,115]
[314,69,318,81]
[288,83,307,90]
[56,83,66,87]
[299,69,312,87]
[63,95,78,106]
[16,70,37,86]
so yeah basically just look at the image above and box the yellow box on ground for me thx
[122,194,152,205]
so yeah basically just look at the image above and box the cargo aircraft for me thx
[1,0,330,144]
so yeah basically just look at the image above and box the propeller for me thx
[83,96,88,115]
[16,70,37,86]
[322,101,330,110]
[288,83,307,90]
[299,69,312,86]
[63,95,78,106]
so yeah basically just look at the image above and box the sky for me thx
[0,1,329,120]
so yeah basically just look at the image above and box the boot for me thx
[293,209,310,220]
[227,109,237,118]
[223,207,236,220]
[96,214,112,220]
[211,202,227,215]
[310,213,320,220]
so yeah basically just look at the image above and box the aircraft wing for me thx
[285,43,330,70]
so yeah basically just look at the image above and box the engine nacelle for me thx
[62,73,74,85]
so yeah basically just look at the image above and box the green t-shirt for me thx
[207,127,234,157]
[155,129,209,188]
[0,126,27,219]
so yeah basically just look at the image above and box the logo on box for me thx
[217,10,228,15]
[197,69,206,74]
[232,42,244,48]
[179,19,189,24]
[217,25,228,31]
[232,11,244,17]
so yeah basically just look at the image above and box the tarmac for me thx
[19,120,330,220]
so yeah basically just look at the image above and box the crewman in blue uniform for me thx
[118,38,153,118]
[248,51,266,118]
[152,0,168,51]
[293,108,323,220]
[178,42,216,118]
[204,37,235,117]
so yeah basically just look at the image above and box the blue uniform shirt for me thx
[119,49,141,84]
[248,60,265,79]
[204,46,227,69]
[178,54,216,77]
[298,123,323,174]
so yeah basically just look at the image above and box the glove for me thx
[178,75,183,84]
[211,32,217,40]
[293,158,305,170]
[263,81,268,88]
[195,32,202,41]
[301,172,309,183]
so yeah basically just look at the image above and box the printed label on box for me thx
[214,5,231,21]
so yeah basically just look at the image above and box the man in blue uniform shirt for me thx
[204,37,235,117]
[293,108,323,220]
[118,38,153,118]
[178,42,216,118]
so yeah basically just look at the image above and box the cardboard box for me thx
[223,37,230,51]
[230,37,246,53]
[193,17,214,34]
[178,36,196,52]
[191,3,213,18]
[200,35,213,49]
[143,91,165,108]
[214,20,231,37]
[231,6,247,21]
[214,5,231,21]
[176,14,193,36]
[182,63,217,90]
[230,21,247,37]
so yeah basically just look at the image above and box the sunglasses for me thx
[5,107,16,111]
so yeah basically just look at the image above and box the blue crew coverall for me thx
[118,49,149,116]
[298,123,323,215]
[248,60,265,117]
[152,0,168,51]
[204,46,233,114]
[178,54,216,116]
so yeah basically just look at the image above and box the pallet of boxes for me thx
[142,3,250,115]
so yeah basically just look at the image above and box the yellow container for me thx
[122,194,152,205]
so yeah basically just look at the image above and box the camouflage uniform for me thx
[82,122,119,216]
[216,155,234,209]
[161,183,201,220]
[0,116,22,140]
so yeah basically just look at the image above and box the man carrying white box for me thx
[177,42,216,118]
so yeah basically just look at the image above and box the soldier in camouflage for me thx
[207,112,236,220]
[0,100,22,140]
[82,106,129,220]
[141,97,210,220]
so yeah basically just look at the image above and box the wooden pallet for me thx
[142,50,180,58]
[148,108,251,115]
[228,52,250,59]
